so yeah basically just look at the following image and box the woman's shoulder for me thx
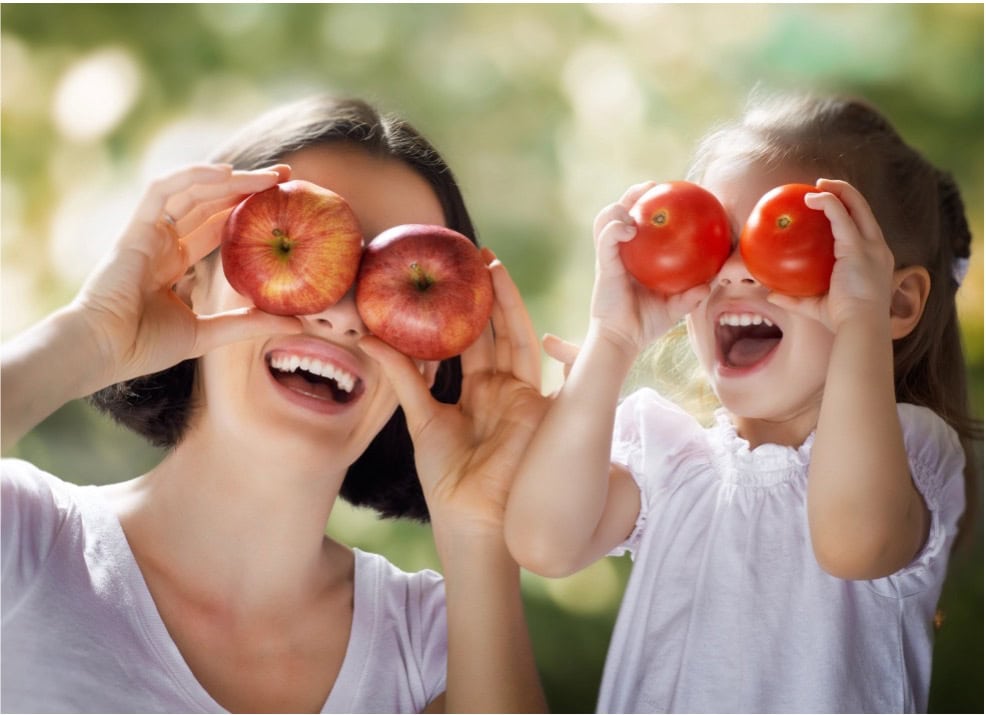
[352,548,445,606]
[1,458,81,520]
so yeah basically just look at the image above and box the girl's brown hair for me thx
[687,92,981,542]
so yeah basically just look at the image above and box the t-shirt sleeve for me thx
[1,459,69,617]
[409,566,448,705]
[878,404,967,596]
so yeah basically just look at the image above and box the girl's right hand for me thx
[72,163,302,390]
[590,182,709,358]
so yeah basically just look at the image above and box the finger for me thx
[813,178,884,243]
[766,293,828,327]
[596,219,637,274]
[191,308,303,357]
[543,333,580,372]
[618,180,658,210]
[488,259,541,388]
[491,294,513,374]
[132,164,234,226]
[665,283,710,320]
[803,191,860,257]
[359,335,441,434]
[178,207,235,268]
[457,249,498,377]
[593,201,636,240]
[166,169,281,229]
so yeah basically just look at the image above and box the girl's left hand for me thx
[359,251,548,541]
[767,179,896,331]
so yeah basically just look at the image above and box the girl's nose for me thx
[299,284,367,338]
[716,246,760,288]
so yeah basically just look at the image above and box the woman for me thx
[1,95,547,713]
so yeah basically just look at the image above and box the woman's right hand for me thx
[1,164,304,451]
[72,163,302,389]
[590,182,709,357]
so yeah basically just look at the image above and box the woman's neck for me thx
[101,422,352,613]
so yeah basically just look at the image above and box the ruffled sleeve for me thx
[610,389,704,557]
[870,404,966,597]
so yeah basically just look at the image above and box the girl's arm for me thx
[1,165,301,452]
[773,179,930,580]
[505,184,709,578]
[361,254,546,713]
[504,321,644,577]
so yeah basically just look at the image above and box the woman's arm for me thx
[1,164,300,453]
[361,254,546,713]
[772,180,930,580]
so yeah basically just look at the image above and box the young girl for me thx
[2,95,547,713]
[504,93,977,713]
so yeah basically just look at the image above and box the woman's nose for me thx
[299,284,367,338]
[716,246,760,288]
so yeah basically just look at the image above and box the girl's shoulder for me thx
[615,387,705,442]
[897,403,963,460]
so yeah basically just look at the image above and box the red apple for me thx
[355,224,494,361]
[221,179,363,315]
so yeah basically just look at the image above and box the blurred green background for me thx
[1,4,982,713]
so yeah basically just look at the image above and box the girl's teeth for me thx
[269,354,357,393]
[718,313,773,327]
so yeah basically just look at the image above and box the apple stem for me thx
[272,228,292,255]
[409,262,434,291]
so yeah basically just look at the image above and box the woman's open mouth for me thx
[715,312,783,370]
[266,351,365,405]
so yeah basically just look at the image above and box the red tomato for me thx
[739,184,835,297]
[619,181,731,295]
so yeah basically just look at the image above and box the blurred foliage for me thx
[1,4,982,713]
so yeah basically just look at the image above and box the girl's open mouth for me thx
[266,351,365,405]
[715,312,783,370]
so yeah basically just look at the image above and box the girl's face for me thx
[687,157,835,445]
[192,143,447,469]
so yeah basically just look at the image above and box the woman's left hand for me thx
[359,250,548,541]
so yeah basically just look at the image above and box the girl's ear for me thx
[890,266,931,339]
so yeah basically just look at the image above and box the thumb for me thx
[765,292,826,323]
[543,333,580,375]
[192,308,302,356]
[359,336,439,434]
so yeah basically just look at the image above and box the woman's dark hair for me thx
[687,92,981,544]
[89,95,478,522]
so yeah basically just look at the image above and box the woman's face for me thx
[686,156,836,444]
[192,143,447,468]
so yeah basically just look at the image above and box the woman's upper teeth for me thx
[718,313,774,328]
[270,354,357,393]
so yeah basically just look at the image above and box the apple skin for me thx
[221,179,363,316]
[355,224,494,361]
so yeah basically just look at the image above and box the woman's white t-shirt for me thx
[1,460,447,713]
[598,389,965,714]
